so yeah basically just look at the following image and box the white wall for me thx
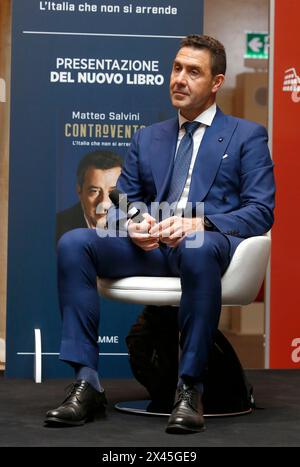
[204,0,269,113]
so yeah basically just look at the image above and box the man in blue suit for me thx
[45,35,275,433]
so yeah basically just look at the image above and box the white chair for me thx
[98,235,271,417]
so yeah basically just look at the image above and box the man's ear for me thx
[77,184,82,196]
[212,74,225,94]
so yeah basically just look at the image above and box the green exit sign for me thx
[245,32,269,59]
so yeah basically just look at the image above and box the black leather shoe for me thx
[44,380,107,426]
[165,386,205,434]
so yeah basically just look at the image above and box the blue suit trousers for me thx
[57,228,231,383]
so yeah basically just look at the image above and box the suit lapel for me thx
[188,108,238,203]
[150,117,179,202]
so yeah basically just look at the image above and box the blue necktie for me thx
[165,121,200,207]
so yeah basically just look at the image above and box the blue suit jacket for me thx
[112,107,275,257]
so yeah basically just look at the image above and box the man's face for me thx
[170,47,224,120]
[77,166,121,228]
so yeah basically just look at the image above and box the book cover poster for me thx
[7,0,203,378]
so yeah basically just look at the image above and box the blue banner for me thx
[6,0,203,378]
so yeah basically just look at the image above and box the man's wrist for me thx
[192,217,205,231]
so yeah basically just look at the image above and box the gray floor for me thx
[0,370,300,447]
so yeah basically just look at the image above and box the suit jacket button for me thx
[218,137,224,142]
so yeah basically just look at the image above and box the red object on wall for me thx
[269,0,300,367]
[255,284,264,303]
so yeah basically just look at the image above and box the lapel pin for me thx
[218,137,224,142]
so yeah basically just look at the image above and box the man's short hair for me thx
[180,34,226,76]
[77,150,123,188]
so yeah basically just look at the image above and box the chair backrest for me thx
[221,235,271,306]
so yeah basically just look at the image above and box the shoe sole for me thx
[44,416,92,427]
[165,423,206,434]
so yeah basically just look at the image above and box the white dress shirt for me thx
[175,103,217,215]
